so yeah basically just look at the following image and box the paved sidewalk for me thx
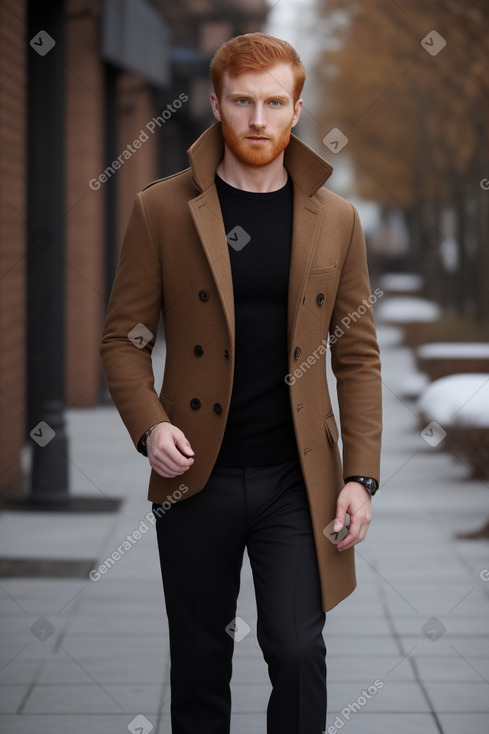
[1,333,489,734]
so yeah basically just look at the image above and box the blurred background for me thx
[1,1,489,731]
[1,0,488,503]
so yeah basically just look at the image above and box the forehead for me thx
[221,62,295,99]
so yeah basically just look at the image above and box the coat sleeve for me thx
[100,193,169,452]
[329,204,382,482]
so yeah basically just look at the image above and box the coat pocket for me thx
[324,411,340,445]
[310,262,337,276]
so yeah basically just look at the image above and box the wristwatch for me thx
[344,476,379,496]
[139,422,162,456]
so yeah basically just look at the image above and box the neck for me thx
[216,146,287,193]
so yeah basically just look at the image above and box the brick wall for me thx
[0,0,167,494]
[65,0,105,408]
[116,72,159,247]
[0,0,27,494]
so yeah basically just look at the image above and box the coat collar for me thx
[187,122,333,197]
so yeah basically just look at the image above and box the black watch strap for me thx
[345,475,379,496]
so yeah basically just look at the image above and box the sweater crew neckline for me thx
[215,173,291,199]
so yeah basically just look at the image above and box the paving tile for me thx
[230,660,269,684]
[37,655,169,685]
[326,616,392,636]
[328,680,430,714]
[392,614,489,636]
[327,654,416,682]
[415,655,489,683]
[0,512,111,559]
[325,634,401,657]
[399,636,489,659]
[22,683,163,714]
[438,713,489,734]
[227,712,267,734]
[0,633,60,660]
[80,577,164,601]
[325,712,440,733]
[231,683,270,712]
[423,681,489,713]
[327,597,386,617]
[0,657,42,685]
[0,714,153,734]
[0,685,28,714]
[64,612,165,636]
[75,597,166,617]
[60,634,168,661]
[0,580,89,613]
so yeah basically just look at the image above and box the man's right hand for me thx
[147,422,195,478]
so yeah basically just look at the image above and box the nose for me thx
[249,102,266,130]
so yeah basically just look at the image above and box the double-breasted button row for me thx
[198,289,209,302]
[189,398,222,415]
[294,346,301,360]
[316,292,325,306]
[193,344,230,360]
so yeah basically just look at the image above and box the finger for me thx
[150,457,188,478]
[334,499,348,534]
[337,516,369,551]
[156,440,194,467]
[149,444,192,471]
[175,436,195,457]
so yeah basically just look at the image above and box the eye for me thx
[235,98,250,105]
[269,100,283,107]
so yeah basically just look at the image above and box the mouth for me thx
[246,136,269,142]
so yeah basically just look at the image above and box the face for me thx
[210,63,303,167]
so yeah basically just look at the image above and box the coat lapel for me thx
[188,187,235,342]
[186,122,335,349]
[287,188,323,347]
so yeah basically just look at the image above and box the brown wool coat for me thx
[100,122,382,612]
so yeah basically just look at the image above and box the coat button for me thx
[198,290,209,302]
[190,398,201,410]
[213,402,222,414]
[294,346,301,360]
[316,293,325,306]
[224,349,230,359]
[193,345,204,357]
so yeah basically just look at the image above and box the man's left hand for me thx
[334,481,372,552]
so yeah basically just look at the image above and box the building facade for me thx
[0,0,266,499]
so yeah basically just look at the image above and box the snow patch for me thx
[379,273,424,293]
[417,374,489,427]
[416,343,489,359]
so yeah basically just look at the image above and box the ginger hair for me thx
[210,32,306,102]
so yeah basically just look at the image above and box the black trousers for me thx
[152,460,327,734]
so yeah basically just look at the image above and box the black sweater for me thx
[214,174,299,466]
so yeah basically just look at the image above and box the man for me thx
[101,32,382,734]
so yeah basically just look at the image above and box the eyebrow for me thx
[227,92,291,102]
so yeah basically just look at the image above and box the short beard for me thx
[220,118,291,167]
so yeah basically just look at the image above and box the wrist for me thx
[140,421,165,456]
[344,476,379,496]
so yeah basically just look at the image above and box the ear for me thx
[291,98,303,129]
[210,93,221,122]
